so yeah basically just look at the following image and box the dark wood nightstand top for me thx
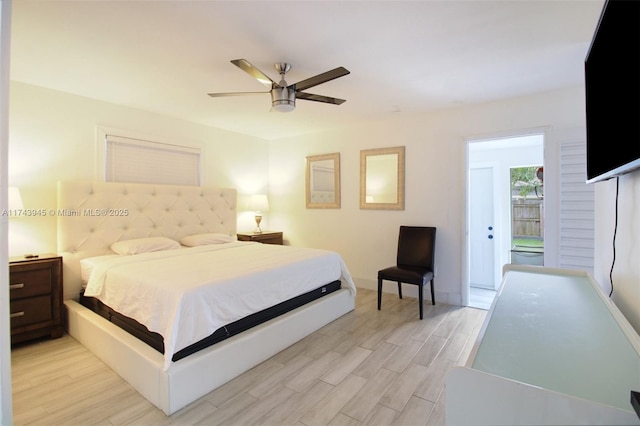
[237,231,283,245]
[10,253,62,264]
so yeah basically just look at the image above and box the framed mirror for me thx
[360,146,405,210]
[306,152,341,209]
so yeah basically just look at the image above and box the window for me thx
[101,132,201,186]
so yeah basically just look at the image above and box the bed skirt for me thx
[64,287,355,415]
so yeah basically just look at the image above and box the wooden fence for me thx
[512,199,543,239]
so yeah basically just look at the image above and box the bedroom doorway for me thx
[467,134,544,309]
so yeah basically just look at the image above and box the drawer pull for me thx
[10,311,25,318]
[9,283,25,290]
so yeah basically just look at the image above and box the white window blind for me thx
[105,134,201,186]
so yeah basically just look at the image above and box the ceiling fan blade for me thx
[230,59,276,88]
[292,67,350,92]
[296,92,346,105]
[208,91,268,97]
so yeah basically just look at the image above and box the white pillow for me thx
[110,237,180,255]
[180,233,236,247]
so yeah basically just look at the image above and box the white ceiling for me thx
[10,1,604,141]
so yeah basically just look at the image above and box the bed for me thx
[57,180,356,415]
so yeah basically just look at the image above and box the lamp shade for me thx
[248,194,269,212]
[8,187,24,210]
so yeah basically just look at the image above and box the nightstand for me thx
[9,254,63,344]
[237,231,283,245]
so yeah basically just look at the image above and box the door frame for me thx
[463,133,545,306]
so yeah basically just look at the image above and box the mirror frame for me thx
[360,146,405,210]
[305,152,341,209]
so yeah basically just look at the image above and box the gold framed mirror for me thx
[360,146,405,210]
[306,152,341,209]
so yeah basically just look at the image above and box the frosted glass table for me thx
[447,265,640,425]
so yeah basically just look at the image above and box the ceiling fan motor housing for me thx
[271,86,296,112]
[209,59,349,111]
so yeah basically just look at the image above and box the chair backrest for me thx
[396,226,436,269]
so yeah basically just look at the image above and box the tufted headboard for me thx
[57,180,237,300]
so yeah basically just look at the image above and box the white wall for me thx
[0,1,12,423]
[594,174,640,333]
[269,86,588,306]
[8,81,270,257]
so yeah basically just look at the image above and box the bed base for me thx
[79,280,342,361]
[65,287,355,415]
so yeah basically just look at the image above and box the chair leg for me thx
[419,284,424,319]
[397,282,403,299]
[377,278,383,310]
[430,278,435,305]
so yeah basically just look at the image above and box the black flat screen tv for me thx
[585,0,640,184]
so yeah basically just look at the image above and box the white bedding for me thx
[82,241,356,370]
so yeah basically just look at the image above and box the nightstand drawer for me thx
[9,268,53,300]
[10,295,52,328]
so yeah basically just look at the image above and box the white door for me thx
[470,166,496,289]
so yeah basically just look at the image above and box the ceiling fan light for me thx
[272,101,295,113]
[271,87,296,112]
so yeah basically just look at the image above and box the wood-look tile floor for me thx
[11,288,487,426]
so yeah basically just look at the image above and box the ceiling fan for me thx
[208,59,350,112]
